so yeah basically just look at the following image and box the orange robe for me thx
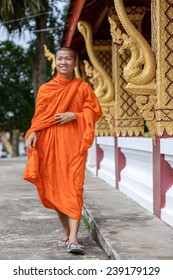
[23,74,102,220]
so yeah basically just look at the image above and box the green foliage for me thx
[0,41,35,133]
[0,0,48,33]
[0,0,70,134]
[0,0,69,47]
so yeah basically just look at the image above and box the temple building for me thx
[59,0,173,228]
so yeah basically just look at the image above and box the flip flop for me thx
[57,237,69,247]
[67,242,84,254]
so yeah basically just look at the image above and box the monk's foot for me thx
[67,242,85,254]
[57,237,69,247]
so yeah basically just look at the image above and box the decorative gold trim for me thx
[154,0,173,137]
[95,103,116,136]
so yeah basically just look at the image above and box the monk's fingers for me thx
[54,114,62,119]
[33,137,37,147]
[26,143,32,151]
[54,114,64,124]
[54,116,62,122]
[55,120,65,125]
[54,113,73,125]
[54,118,62,124]
[26,138,36,151]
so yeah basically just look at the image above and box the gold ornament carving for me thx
[95,104,116,136]
[136,95,157,141]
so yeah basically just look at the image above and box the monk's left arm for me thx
[76,83,102,123]
[75,83,102,154]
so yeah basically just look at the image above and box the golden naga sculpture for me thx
[112,0,156,86]
[77,20,116,136]
[83,60,98,90]
[82,60,116,135]
[109,17,145,85]
[43,44,55,71]
[110,0,157,141]
[77,20,114,104]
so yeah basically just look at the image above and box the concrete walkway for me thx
[1,157,173,260]
[0,157,108,260]
[84,171,173,260]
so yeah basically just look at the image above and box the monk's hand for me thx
[25,131,37,151]
[54,112,76,125]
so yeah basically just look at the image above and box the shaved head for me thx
[55,47,77,61]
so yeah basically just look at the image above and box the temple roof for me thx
[61,0,151,59]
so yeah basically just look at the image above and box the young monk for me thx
[23,46,102,254]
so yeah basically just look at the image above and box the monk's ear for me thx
[74,56,78,68]
[53,67,57,77]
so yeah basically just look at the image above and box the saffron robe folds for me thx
[23,74,102,220]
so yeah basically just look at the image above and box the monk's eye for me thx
[57,57,72,61]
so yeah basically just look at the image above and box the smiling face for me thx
[55,49,77,79]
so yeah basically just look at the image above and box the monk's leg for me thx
[56,209,70,239]
[68,217,80,244]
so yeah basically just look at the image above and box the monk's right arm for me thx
[25,88,47,148]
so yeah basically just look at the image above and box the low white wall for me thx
[118,137,153,213]
[97,137,116,187]
[160,139,173,227]
[87,136,173,228]
[86,139,97,175]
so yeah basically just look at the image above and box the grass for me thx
[82,215,91,230]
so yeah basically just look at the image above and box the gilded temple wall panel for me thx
[109,0,157,140]
[93,40,112,78]
[153,0,173,136]
[114,45,143,136]
[110,5,146,137]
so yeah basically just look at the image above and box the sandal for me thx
[57,237,69,247]
[67,242,84,254]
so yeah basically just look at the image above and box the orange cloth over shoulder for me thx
[23,74,102,220]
